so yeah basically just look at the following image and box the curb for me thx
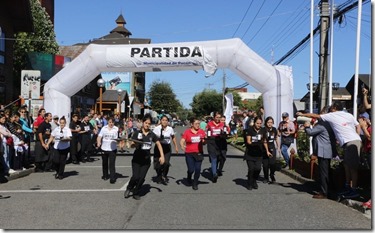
[7,165,35,181]
[229,143,372,217]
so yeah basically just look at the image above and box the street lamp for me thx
[117,89,123,115]
[332,82,340,91]
[306,83,319,92]
[97,78,105,114]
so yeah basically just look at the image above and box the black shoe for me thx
[253,181,258,189]
[101,175,109,181]
[187,177,192,185]
[282,164,287,168]
[192,183,198,190]
[55,174,59,179]
[161,176,168,185]
[35,168,44,173]
[212,175,218,183]
[217,170,223,176]
[45,169,54,172]
[80,159,86,163]
[133,194,141,200]
[110,179,116,184]
[263,179,269,184]
[72,160,80,165]
[124,189,131,199]
[156,176,162,184]
[247,183,253,190]
[86,158,94,162]
[270,175,276,182]
[58,175,63,180]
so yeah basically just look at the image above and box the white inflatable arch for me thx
[44,38,293,123]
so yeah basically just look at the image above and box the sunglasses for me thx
[20,111,25,113]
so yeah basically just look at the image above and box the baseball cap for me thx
[282,112,289,118]
[53,115,59,119]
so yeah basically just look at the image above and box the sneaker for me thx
[270,175,276,182]
[133,194,141,200]
[341,189,360,199]
[192,183,198,190]
[362,200,372,209]
[8,169,16,174]
[212,175,218,183]
[217,170,223,176]
[337,186,351,196]
[263,179,269,184]
[253,181,258,189]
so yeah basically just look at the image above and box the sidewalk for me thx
[230,142,372,218]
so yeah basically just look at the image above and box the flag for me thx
[224,93,233,125]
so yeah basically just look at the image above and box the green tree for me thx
[13,0,59,88]
[190,89,222,117]
[148,80,181,113]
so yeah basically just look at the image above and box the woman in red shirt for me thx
[180,117,206,190]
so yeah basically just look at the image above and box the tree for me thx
[13,0,59,91]
[148,80,181,113]
[190,89,222,117]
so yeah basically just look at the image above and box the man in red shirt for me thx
[33,108,46,132]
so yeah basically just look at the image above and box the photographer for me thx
[277,112,295,169]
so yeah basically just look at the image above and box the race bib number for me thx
[191,136,201,143]
[141,143,151,150]
[84,126,90,131]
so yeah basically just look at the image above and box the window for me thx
[0,29,4,64]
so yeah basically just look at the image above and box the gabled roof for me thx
[97,90,127,102]
[345,74,370,96]
[58,45,88,60]
[300,87,351,102]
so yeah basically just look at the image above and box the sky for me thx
[54,0,372,109]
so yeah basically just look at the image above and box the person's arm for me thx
[304,122,324,136]
[155,140,165,164]
[171,134,179,154]
[362,88,372,109]
[96,136,102,148]
[180,138,186,151]
[296,112,321,119]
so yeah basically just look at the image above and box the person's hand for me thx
[267,152,273,158]
[296,112,303,116]
[159,156,165,165]
[304,121,311,128]
[175,146,179,154]
[362,87,369,95]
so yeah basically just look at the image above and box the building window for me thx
[0,30,4,64]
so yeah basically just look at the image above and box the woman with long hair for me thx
[153,115,178,185]
[180,117,206,190]
[124,114,165,200]
[262,116,279,184]
[245,116,265,190]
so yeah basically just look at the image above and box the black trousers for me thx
[154,144,171,178]
[318,157,331,195]
[127,160,151,194]
[54,148,69,177]
[262,149,276,180]
[217,150,227,172]
[80,137,93,160]
[70,135,79,162]
[246,157,262,185]
[101,150,116,181]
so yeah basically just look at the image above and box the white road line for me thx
[0,189,125,193]
[65,166,132,168]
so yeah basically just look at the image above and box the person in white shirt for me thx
[297,101,362,199]
[46,116,72,180]
[96,117,118,184]
[152,115,178,185]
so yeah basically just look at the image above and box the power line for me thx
[240,1,266,40]
[231,0,254,38]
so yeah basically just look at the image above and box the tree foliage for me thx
[13,0,59,81]
[190,89,223,117]
[148,80,181,113]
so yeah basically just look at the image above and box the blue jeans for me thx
[209,154,217,176]
[185,153,202,183]
[281,144,290,166]
[2,142,9,171]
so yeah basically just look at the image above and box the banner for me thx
[100,72,131,94]
[20,70,41,99]
[224,93,233,125]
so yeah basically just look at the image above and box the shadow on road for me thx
[233,178,248,189]
[277,181,317,195]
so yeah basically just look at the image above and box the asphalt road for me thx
[0,126,371,230]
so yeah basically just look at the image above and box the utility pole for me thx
[318,0,330,111]
[222,70,226,113]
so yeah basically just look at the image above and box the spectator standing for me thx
[50,115,59,131]
[0,114,13,174]
[278,112,296,169]
[229,115,238,144]
[79,115,94,162]
[303,106,337,199]
[199,117,207,131]
[33,108,46,133]
[297,101,362,199]
[180,117,206,190]
[69,114,81,164]
[34,113,53,172]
